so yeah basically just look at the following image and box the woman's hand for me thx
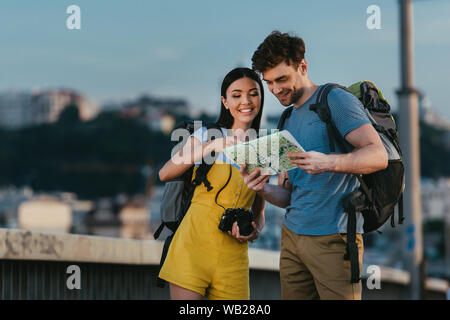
[227,221,260,244]
[210,136,243,154]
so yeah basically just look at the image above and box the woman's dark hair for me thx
[216,67,264,131]
[251,30,305,74]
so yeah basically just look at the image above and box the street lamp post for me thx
[397,0,424,300]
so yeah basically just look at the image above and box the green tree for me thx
[58,104,81,125]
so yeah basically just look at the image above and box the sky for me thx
[1,0,449,119]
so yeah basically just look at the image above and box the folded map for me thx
[223,130,305,175]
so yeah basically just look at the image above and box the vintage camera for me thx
[218,208,254,236]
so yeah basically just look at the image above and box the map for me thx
[223,130,305,175]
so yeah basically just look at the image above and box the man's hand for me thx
[228,221,259,243]
[287,151,336,175]
[239,164,270,192]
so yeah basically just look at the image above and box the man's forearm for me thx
[331,143,388,174]
[257,183,291,209]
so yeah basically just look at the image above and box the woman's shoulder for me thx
[191,125,228,143]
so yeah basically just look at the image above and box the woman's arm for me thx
[159,134,227,182]
[159,134,240,182]
[159,135,212,182]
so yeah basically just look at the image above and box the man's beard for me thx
[289,87,304,106]
[278,87,305,106]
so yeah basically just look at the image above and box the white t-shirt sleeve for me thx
[190,126,206,143]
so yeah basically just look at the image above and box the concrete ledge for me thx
[248,248,280,271]
[0,228,162,265]
[0,228,277,268]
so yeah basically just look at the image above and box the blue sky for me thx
[1,0,449,119]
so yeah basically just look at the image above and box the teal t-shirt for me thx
[281,85,371,235]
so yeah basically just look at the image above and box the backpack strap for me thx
[398,193,404,225]
[192,122,223,191]
[157,233,175,287]
[192,163,214,191]
[344,210,361,283]
[390,191,404,228]
[310,83,363,283]
[277,106,294,131]
[310,84,349,153]
[153,222,165,240]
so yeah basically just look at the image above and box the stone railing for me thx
[0,228,447,300]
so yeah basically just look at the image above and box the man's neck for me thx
[293,82,318,108]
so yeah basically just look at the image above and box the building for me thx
[18,196,72,233]
[119,196,152,240]
[419,92,450,131]
[0,91,33,129]
[0,89,99,129]
[420,179,450,278]
[119,94,189,133]
[32,89,99,125]
[83,198,122,238]
[421,178,450,221]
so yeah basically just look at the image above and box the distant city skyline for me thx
[0,88,99,129]
[1,0,449,119]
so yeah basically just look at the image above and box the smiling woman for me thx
[157,67,267,301]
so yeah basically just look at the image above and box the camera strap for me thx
[214,164,232,210]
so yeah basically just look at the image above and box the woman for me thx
[158,67,268,300]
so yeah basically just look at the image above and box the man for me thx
[240,31,388,300]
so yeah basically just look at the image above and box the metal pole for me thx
[446,194,450,283]
[397,0,423,300]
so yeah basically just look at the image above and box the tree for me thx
[58,104,81,125]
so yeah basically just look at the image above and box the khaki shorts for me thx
[280,224,364,300]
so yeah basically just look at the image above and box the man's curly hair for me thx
[252,31,305,74]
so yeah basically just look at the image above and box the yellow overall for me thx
[158,160,256,299]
